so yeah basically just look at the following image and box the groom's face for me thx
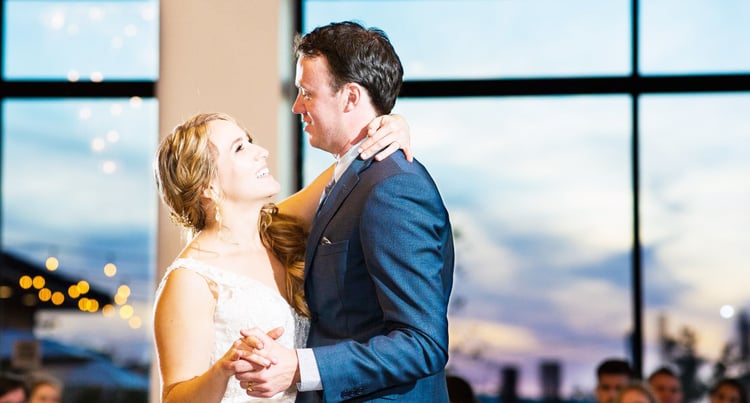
[292,55,349,156]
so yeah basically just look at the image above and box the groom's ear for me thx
[342,83,363,112]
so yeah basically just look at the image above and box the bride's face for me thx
[207,119,280,203]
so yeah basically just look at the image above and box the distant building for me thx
[501,365,520,403]
[540,360,562,403]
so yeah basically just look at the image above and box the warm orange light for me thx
[32,276,45,289]
[19,276,33,289]
[38,288,52,302]
[78,298,89,311]
[51,291,65,305]
[102,304,116,317]
[0,286,12,299]
[68,285,81,298]
[46,257,59,271]
[82,299,99,312]
[77,280,90,294]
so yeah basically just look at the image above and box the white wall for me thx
[153,1,295,400]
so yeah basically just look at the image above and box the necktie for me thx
[318,178,336,209]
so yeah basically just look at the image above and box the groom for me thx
[238,21,455,402]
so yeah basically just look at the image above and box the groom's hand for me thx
[236,328,299,397]
[233,326,285,369]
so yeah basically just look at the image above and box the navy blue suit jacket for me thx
[299,150,454,402]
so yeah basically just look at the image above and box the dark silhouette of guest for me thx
[447,375,478,403]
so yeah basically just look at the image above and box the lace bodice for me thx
[156,258,310,402]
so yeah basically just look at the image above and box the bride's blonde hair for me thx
[154,112,309,317]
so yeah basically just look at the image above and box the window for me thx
[1,1,158,399]
[300,0,750,399]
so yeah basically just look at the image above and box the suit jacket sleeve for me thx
[311,169,454,400]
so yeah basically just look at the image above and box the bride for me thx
[153,112,411,402]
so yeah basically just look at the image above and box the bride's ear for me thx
[202,185,219,201]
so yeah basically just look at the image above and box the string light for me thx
[103,262,117,277]
[68,285,81,298]
[19,276,33,289]
[128,315,142,329]
[51,291,65,306]
[102,304,116,317]
[38,288,52,302]
[77,280,90,294]
[45,257,59,271]
[119,304,134,319]
[32,276,45,289]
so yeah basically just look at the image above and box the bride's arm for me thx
[155,269,267,402]
[278,164,334,231]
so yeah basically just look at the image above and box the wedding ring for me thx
[247,382,253,392]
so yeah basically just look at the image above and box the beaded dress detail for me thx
[156,258,310,402]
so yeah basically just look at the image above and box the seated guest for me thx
[596,358,634,403]
[447,375,478,403]
[616,381,659,403]
[709,377,748,403]
[0,373,26,403]
[28,373,63,403]
[647,366,683,403]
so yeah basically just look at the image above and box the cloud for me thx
[450,209,519,291]
[547,278,631,339]
[449,316,541,354]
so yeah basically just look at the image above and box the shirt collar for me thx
[332,138,366,183]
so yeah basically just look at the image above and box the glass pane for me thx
[304,96,633,398]
[641,93,750,399]
[2,98,158,371]
[3,0,159,80]
[304,0,631,79]
[641,0,750,74]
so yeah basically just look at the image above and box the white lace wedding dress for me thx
[156,257,310,402]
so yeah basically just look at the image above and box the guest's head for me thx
[616,381,659,403]
[446,375,477,403]
[596,358,634,403]
[28,374,62,403]
[710,378,748,403]
[647,366,683,403]
[0,374,26,403]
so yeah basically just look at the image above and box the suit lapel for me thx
[304,156,374,278]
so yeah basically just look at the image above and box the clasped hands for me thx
[230,326,298,398]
